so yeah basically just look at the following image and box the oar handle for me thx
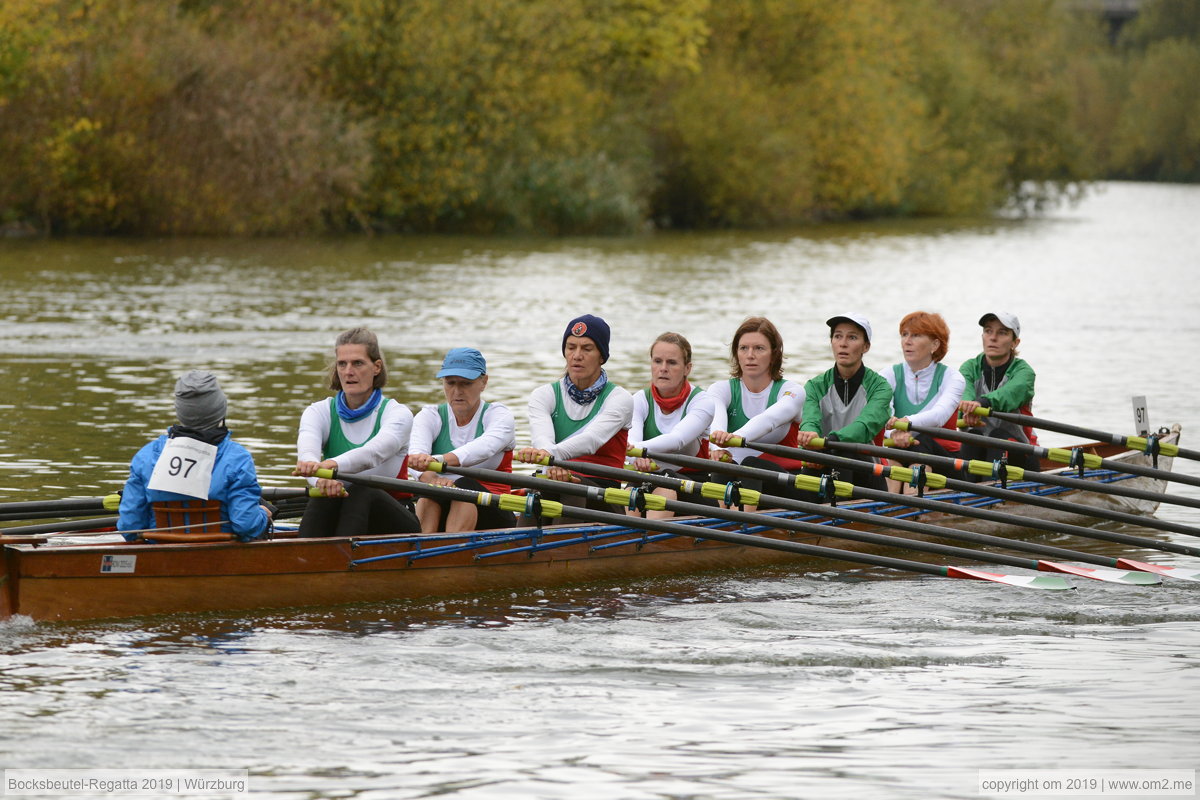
[982,408,1187,459]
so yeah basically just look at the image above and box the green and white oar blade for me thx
[1038,561,1161,585]
[1116,559,1200,582]
[945,566,1075,590]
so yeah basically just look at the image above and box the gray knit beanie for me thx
[174,370,227,429]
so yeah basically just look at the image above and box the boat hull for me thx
[0,426,1181,622]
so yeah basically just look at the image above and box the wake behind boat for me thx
[1,425,1192,623]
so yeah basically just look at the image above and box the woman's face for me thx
[736,331,772,382]
[650,341,691,396]
[900,329,939,369]
[335,343,381,404]
[981,321,1018,365]
[564,335,604,387]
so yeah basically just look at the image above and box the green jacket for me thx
[801,366,892,443]
[959,355,1035,412]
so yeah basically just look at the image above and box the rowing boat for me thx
[0,425,1183,623]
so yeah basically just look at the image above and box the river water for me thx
[1,182,1198,798]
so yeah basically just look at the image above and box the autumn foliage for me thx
[0,0,1192,235]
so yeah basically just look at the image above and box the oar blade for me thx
[1038,561,1161,585]
[1115,558,1200,582]
[945,566,1074,590]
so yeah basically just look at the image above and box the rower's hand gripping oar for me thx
[419,460,1073,590]
[967,407,1198,465]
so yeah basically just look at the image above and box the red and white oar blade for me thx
[1038,561,1160,585]
[1116,558,1200,582]
[945,566,1074,590]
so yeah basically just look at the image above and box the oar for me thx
[428,463,1090,588]
[617,444,1200,582]
[0,507,124,522]
[850,423,1200,511]
[510,458,1157,585]
[905,420,1200,490]
[733,435,1200,541]
[0,488,307,542]
[0,487,303,523]
[1,516,119,538]
[0,493,121,520]
[313,468,1072,590]
[970,408,1200,463]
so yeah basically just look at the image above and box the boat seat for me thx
[149,500,234,542]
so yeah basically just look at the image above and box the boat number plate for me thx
[101,554,137,574]
[1131,395,1150,436]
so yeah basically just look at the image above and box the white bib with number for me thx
[148,437,218,499]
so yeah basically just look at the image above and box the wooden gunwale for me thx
[0,428,1181,623]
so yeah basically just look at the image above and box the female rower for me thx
[408,347,517,532]
[293,327,421,537]
[957,311,1039,474]
[516,314,633,517]
[706,317,805,469]
[884,311,966,491]
[796,313,892,492]
[627,332,717,518]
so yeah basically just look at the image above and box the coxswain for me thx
[118,370,273,542]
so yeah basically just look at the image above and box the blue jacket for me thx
[118,431,270,542]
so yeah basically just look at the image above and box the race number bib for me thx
[147,437,218,499]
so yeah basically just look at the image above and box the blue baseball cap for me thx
[436,347,487,379]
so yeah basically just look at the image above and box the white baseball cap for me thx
[826,313,872,343]
[978,312,1020,338]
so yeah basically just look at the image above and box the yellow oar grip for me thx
[626,446,646,457]
[602,487,668,511]
[428,461,446,474]
[498,494,527,514]
[792,472,854,498]
[103,493,122,511]
[886,465,948,490]
[698,482,762,506]
[891,419,911,432]
[966,460,1024,481]
[1046,448,1102,468]
[315,468,335,479]
[1127,436,1179,457]
[726,436,745,447]
[497,493,565,518]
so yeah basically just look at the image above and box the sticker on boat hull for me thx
[101,554,136,574]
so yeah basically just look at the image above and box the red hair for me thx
[898,311,949,362]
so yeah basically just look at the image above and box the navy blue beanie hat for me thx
[562,314,611,363]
